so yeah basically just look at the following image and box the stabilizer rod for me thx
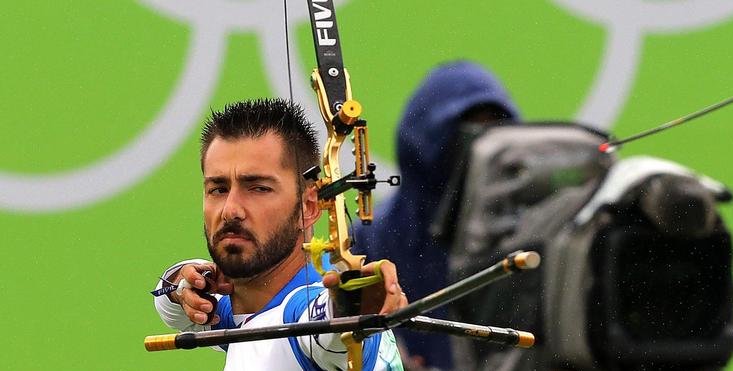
[144,251,540,352]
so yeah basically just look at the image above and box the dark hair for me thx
[200,98,320,177]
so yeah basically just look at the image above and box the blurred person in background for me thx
[353,60,522,370]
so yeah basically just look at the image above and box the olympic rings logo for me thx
[1,0,731,212]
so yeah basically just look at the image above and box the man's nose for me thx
[221,190,246,222]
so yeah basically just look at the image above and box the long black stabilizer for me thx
[145,251,540,351]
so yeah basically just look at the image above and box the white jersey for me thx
[154,261,404,371]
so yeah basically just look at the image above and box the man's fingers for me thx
[379,289,408,315]
[180,264,216,290]
[182,300,211,325]
[322,271,340,289]
[376,261,400,295]
[181,290,219,325]
[181,287,215,313]
[209,314,221,326]
[377,260,408,314]
[175,264,221,325]
[361,260,400,294]
[325,260,407,315]
[384,292,409,314]
[180,263,233,294]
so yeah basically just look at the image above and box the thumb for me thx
[322,271,340,289]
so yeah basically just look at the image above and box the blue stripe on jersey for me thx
[284,285,327,371]
[362,333,382,371]
[283,285,383,371]
[211,264,322,352]
[260,263,321,318]
[212,295,234,351]
[213,296,234,330]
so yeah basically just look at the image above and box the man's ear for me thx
[301,184,322,229]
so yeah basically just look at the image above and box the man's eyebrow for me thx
[203,174,278,184]
[237,174,278,183]
[204,176,228,184]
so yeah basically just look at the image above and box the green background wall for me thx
[1,1,732,370]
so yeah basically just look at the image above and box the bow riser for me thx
[309,69,366,272]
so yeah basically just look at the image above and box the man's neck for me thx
[228,247,307,314]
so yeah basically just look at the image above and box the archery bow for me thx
[299,1,399,369]
[144,1,539,369]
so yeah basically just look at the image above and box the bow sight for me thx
[303,161,400,225]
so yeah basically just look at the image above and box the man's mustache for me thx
[212,221,257,245]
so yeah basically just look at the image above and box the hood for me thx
[396,60,521,191]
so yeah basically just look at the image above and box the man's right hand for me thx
[167,263,233,326]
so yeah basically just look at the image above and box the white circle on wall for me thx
[551,0,733,130]
[0,0,342,212]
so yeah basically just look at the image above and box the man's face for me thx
[202,132,302,279]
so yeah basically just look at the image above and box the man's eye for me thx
[208,187,228,195]
[251,186,272,193]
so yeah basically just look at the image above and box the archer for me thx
[151,99,407,371]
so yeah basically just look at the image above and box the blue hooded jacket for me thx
[353,61,520,370]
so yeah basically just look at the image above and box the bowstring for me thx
[283,0,294,101]
[282,0,316,363]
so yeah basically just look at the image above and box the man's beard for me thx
[205,206,302,279]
